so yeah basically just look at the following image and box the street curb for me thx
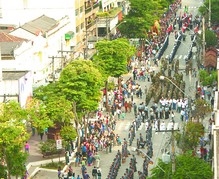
[29,167,40,178]
[27,152,75,178]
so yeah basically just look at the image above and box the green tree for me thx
[93,38,136,78]
[5,146,28,177]
[199,69,217,86]
[45,96,74,125]
[118,0,173,38]
[59,59,103,116]
[193,98,211,120]
[175,121,204,153]
[93,38,135,109]
[199,0,219,25]
[0,101,29,179]
[26,98,53,134]
[205,29,218,48]
[33,82,62,102]
[60,125,77,142]
[150,153,213,179]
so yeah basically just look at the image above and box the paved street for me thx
[30,0,208,178]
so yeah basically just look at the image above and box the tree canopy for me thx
[93,38,136,78]
[199,69,217,86]
[149,153,213,179]
[26,98,53,133]
[118,0,173,38]
[0,101,29,178]
[175,121,204,153]
[59,59,104,115]
[205,29,218,48]
[199,0,219,25]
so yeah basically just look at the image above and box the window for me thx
[75,8,79,16]
[80,6,84,13]
[81,22,84,29]
[76,26,80,33]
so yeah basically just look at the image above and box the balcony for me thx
[85,2,99,15]
[85,6,92,14]
[86,21,96,30]
[93,2,99,9]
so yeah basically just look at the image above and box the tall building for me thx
[74,0,86,57]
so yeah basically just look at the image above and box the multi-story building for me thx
[97,0,123,38]
[84,0,99,53]
[73,0,86,58]
[213,59,219,179]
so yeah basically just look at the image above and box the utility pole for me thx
[156,123,179,174]
[171,127,176,173]
[48,56,55,83]
[106,17,109,40]
[208,0,211,28]
[96,18,99,42]
[58,37,75,68]
[202,17,205,65]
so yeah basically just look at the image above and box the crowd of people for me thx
[56,0,214,178]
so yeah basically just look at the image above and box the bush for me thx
[39,139,62,157]
[41,161,65,169]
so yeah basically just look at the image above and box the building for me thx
[83,0,100,58]
[0,70,33,107]
[213,58,219,179]
[8,15,74,86]
[97,0,123,39]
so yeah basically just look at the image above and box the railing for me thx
[86,21,95,29]
[93,2,99,9]
[85,3,99,14]
[85,6,92,14]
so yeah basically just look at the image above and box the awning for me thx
[65,31,74,40]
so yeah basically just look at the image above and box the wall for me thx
[18,71,33,108]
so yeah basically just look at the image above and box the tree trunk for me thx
[105,80,109,112]
[84,113,90,139]
[72,102,81,152]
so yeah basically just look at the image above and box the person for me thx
[92,166,97,179]
[76,175,80,179]
[58,166,62,179]
[84,171,90,179]
[171,111,175,121]
[23,170,29,179]
[63,169,68,179]
[40,132,44,140]
[97,167,102,179]
[24,141,30,153]
[68,165,74,178]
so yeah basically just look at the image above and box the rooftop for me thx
[2,71,29,80]
[21,15,58,35]
[0,32,27,55]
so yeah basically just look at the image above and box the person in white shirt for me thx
[160,121,166,131]
[172,98,177,110]
[177,100,182,113]
[180,109,185,122]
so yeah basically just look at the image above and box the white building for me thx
[0,70,33,108]
[0,15,73,87]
